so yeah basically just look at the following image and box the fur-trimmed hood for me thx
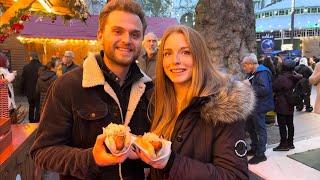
[201,81,256,125]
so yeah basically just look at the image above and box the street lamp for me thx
[291,0,295,45]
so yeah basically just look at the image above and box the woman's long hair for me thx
[151,25,227,139]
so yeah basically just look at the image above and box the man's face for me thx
[97,10,143,68]
[241,62,254,74]
[62,55,72,65]
[143,34,158,57]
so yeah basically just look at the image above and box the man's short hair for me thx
[242,53,258,64]
[64,51,75,58]
[98,0,147,34]
[30,51,39,60]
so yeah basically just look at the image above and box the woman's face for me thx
[162,33,194,89]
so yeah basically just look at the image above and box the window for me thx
[295,9,301,14]
[279,10,285,15]
[265,12,269,17]
[285,9,289,15]
[311,8,317,13]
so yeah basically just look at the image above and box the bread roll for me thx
[103,123,131,154]
[135,132,163,159]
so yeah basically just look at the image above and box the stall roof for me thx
[21,15,178,40]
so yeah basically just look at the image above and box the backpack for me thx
[285,79,304,106]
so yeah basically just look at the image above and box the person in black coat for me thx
[273,60,303,151]
[21,51,42,122]
[36,60,57,114]
[294,57,313,112]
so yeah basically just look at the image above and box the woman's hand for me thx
[92,134,128,166]
[134,144,171,169]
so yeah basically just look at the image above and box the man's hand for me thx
[92,134,128,166]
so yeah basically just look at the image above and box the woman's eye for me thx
[182,50,191,55]
[163,52,171,57]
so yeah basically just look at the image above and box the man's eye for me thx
[131,32,141,39]
[113,30,122,35]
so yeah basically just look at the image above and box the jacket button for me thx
[90,113,96,118]
[176,135,183,142]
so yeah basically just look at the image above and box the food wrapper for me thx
[133,132,171,161]
[103,123,132,156]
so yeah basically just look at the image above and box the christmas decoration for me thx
[0,0,89,43]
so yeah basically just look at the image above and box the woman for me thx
[0,53,16,111]
[273,60,302,151]
[36,60,57,114]
[309,62,320,114]
[136,25,255,179]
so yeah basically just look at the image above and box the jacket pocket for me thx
[73,105,109,147]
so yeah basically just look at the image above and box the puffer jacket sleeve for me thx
[29,77,101,179]
[168,121,248,180]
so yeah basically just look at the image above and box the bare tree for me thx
[138,0,172,17]
[85,0,105,15]
[195,0,256,76]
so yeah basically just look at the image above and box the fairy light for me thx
[17,36,97,45]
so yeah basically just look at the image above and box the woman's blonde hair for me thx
[151,25,227,139]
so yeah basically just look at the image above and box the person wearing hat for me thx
[21,51,42,122]
[294,57,313,112]
[62,50,78,74]
[273,60,303,151]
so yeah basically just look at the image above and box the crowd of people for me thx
[243,53,320,165]
[1,0,320,179]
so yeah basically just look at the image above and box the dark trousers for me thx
[277,114,294,143]
[246,112,267,156]
[28,96,40,123]
[297,85,312,109]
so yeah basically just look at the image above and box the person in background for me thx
[137,32,158,80]
[30,0,153,179]
[61,50,78,74]
[242,53,274,164]
[294,57,313,112]
[0,53,17,112]
[136,25,254,179]
[309,61,320,114]
[273,60,302,151]
[21,51,42,122]
[36,60,57,113]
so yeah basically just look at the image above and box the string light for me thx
[16,36,97,45]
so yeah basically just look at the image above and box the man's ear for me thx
[97,30,103,42]
[97,30,104,50]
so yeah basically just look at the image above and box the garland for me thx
[0,0,89,43]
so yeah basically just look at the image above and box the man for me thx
[61,50,78,74]
[242,53,274,164]
[30,1,152,179]
[21,51,42,122]
[137,32,158,80]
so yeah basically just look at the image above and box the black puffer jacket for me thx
[152,81,256,180]
[36,70,57,112]
[273,72,302,115]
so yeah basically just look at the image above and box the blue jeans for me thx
[247,112,267,156]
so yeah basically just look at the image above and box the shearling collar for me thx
[82,52,152,88]
[200,81,256,125]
